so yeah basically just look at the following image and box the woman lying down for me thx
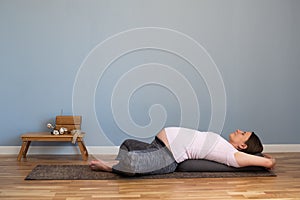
[89,127,276,176]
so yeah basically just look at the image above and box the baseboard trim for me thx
[263,144,300,153]
[0,144,299,155]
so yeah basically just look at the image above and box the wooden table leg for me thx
[17,141,29,161]
[23,141,31,158]
[77,140,88,161]
[82,140,88,157]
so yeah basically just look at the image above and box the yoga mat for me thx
[25,165,276,180]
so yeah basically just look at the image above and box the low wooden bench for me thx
[17,132,88,161]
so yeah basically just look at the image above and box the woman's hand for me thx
[263,153,273,159]
[263,154,276,169]
[269,158,276,169]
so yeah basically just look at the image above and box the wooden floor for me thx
[0,153,300,200]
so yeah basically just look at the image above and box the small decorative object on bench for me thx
[17,115,88,161]
[47,116,82,135]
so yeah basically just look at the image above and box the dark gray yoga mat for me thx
[25,165,276,180]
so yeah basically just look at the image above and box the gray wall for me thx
[0,0,299,146]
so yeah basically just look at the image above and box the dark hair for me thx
[240,132,263,154]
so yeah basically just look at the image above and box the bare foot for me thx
[89,160,113,172]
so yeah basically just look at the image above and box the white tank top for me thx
[165,127,240,168]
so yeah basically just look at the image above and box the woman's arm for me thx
[234,152,276,169]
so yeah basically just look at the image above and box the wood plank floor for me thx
[0,153,299,200]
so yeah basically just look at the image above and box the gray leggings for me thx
[112,137,178,176]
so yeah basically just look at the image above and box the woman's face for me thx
[229,129,252,149]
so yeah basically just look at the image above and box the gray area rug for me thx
[25,165,276,180]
